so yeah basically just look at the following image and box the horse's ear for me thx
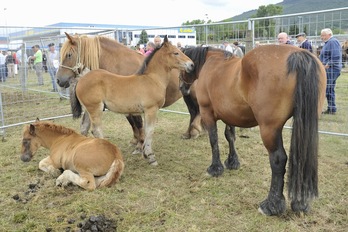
[164,35,168,43]
[29,124,36,136]
[65,32,76,44]
[35,118,40,122]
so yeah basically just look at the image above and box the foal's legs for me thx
[224,125,240,170]
[258,126,287,216]
[126,114,145,154]
[142,108,158,165]
[56,170,96,191]
[39,157,62,177]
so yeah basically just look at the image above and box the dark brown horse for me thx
[180,44,327,216]
[56,33,184,147]
[71,36,194,165]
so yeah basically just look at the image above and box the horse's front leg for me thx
[206,120,224,177]
[39,156,62,177]
[142,109,158,165]
[258,128,287,216]
[224,125,240,170]
[56,170,96,191]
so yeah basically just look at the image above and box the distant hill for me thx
[230,0,348,21]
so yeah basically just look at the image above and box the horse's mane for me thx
[136,46,161,75]
[33,121,77,136]
[60,35,101,70]
[182,46,229,77]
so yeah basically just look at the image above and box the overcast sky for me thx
[1,0,281,27]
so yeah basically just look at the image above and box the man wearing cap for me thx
[47,43,59,92]
[30,45,44,85]
[296,32,313,53]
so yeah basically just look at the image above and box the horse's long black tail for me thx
[287,51,320,212]
[69,81,83,119]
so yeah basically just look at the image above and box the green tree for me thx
[252,4,283,39]
[182,19,210,26]
[138,30,148,45]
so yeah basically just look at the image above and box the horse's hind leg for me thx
[126,114,144,154]
[182,95,199,139]
[224,125,240,170]
[56,170,96,190]
[80,111,91,136]
[258,126,287,216]
[88,108,104,138]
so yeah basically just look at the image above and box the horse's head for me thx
[56,32,84,88]
[20,120,42,162]
[158,35,194,73]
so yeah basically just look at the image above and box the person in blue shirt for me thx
[319,28,342,115]
[296,32,313,53]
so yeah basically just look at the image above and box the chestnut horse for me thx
[56,33,183,147]
[20,119,124,190]
[180,45,326,216]
[70,36,194,165]
[179,46,233,139]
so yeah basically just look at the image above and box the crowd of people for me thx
[275,29,342,115]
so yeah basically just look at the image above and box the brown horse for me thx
[56,33,183,147]
[20,119,124,190]
[180,44,326,216]
[179,46,233,139]
[71,36,194,165]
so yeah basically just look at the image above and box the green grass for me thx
[0,72,347,231]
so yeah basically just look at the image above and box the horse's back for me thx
[196,44,326,127]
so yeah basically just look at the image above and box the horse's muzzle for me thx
[20,153,32,162]
[56,79,70,88]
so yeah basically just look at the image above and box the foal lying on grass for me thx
[20,119,124,190]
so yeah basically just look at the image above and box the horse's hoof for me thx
[149,160,158,166]
[181,133,191,139]
[129,138,138,145]
[207,165,224,177]
[224,158,240,170]
[258,197,286,216]
[132,149,142,155]
[291,200,311,214]
[148,154,157,166]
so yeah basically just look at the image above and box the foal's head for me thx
[138,35,194,75]
[20,123,41,162]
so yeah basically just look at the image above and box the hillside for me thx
[230,0,348,21]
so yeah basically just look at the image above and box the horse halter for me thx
[59,37,83,75]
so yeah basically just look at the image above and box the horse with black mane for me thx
[180,44,326,216]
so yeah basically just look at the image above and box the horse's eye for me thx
[174,52,179,55]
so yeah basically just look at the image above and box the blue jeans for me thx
[0,64,6,81]
[325,69,341,112]
[48,66,58,91]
